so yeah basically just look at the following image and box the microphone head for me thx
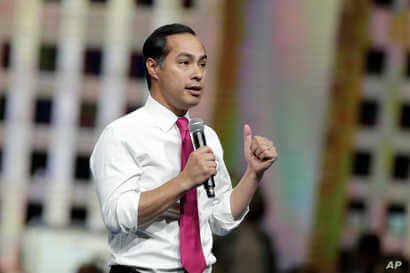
[189,118,204,133]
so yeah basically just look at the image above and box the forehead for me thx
[166,33,206,57]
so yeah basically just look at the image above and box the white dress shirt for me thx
[90,95,248,272]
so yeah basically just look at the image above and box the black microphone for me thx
[189,118,215,198]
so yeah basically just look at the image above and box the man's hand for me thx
[138,147,216,225]
[243,124,278,177]
[180,146,217,189]
[229,124,278,219]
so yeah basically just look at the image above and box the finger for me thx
[199,146,212,153]
[252,140,275,153]
[209,161,217,169]
[200,147,216,156]
[261,149,277,160]
[251,138,268,149]
[254,147,266,158]
[211,168,217,176]
[251,140,267,155]
[260,146,274,155]
[260,142,272,149]
[202,163,217,176]
[256,151,268,161]
[270,146,278,154]
[254,146,273,160]
[254,136,272,143]
[202,160,217,169]
[203,153,216,162]
[261,151,274,160]
[258,139,273,148]
[208,163,217,175]
[253,137,274,148]
[243,124,253,154]
[250,139,259,154]
[260,159,275,169]
[197,146,211,153]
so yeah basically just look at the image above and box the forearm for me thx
[138,175,190,225]
[230,167,262,220]
[138,146,219,225]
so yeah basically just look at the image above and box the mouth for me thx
[185,86,202,97]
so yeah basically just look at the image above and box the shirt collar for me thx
[144,94,190,132]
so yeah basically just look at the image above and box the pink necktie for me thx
[176,117,207,273]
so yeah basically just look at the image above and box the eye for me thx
[179,60,189,65]
[200,62,207,68]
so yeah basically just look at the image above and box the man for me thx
[90,24,278,273]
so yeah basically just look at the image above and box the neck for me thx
[150,88,187,117]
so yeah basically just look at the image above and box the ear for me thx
[146,57,160,81]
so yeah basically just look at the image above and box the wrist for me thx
[177,172,193,192]
[245,166,264,182]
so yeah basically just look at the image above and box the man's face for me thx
[155,33,207,115]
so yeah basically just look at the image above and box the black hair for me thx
[142,23,196,90]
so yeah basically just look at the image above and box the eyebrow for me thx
[176,52,207,61]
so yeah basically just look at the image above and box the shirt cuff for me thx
[116,190,141,233]
[211,191,249,236]
[225,190,249,223]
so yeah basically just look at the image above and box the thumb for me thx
[243,123,253,152]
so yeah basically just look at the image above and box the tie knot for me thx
[176,117,189,137]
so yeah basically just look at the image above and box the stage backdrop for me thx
[211,0,342,269]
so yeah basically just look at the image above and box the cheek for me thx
[167,68,186,82]
[161,73,177,87]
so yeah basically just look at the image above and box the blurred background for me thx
[0,0,410,272]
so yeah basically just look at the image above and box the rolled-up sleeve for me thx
[90,126,142,234]
[207,129,249,236]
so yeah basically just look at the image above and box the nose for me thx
[191,64,203,82]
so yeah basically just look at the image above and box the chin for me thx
[188,97,201,107]
[183,93,201,107]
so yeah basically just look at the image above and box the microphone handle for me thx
[204,177,215,198]
[192,131,215,198]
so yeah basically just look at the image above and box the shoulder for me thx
[203,124,224,154]
[104,107,148,136]
[91,108,148,156]
[92,108,149,150]
[204,125,219,140]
